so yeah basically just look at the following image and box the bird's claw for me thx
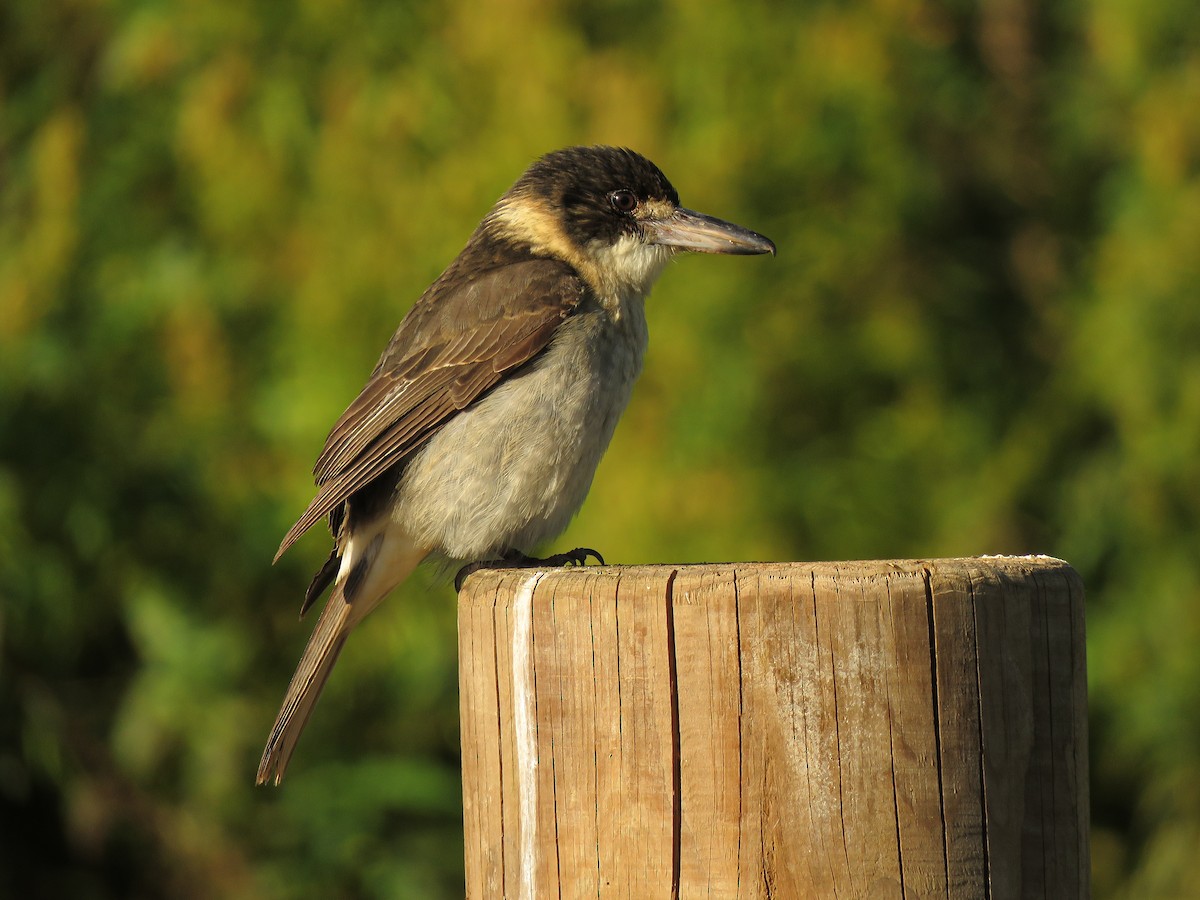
[454,547,606,592]
[543,547,605,568]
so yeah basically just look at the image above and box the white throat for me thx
[586,233,674,307]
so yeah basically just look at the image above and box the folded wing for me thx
[275,259,587,561]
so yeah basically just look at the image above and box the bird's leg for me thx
[454,547,606,592]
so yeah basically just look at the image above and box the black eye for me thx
[608,190,637,213]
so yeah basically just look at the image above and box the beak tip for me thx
[735,233,776,257]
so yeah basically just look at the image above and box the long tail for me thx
[257,524,427,786]
[256,582,355,785]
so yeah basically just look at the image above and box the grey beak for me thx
[646,207,776,256]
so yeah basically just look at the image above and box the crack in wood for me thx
[884,577,907,900]
[968,569,991,899]
[664,568,682,899]
[923,566,952,895]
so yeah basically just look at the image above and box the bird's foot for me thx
[454,547,606,591]
[528,546,606,568]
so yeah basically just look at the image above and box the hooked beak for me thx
[646,207,776,256]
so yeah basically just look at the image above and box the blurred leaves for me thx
[1,0,1198,897]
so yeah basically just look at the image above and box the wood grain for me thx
[458,557,1089,899]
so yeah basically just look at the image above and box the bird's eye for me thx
[608,190,637,213]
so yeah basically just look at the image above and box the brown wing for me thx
[275,258,587,562]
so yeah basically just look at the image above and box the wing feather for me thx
[276,259,586,561]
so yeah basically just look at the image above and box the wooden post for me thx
[457,557,1088,899]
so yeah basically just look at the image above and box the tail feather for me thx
[257,584,354,785]
[258,522,428,786]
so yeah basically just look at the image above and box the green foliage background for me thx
[2,0,1198,896]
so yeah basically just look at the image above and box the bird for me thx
[257,145,775,785]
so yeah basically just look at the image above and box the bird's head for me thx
[488,146,775,301]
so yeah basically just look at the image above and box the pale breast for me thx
[393,299,648,560]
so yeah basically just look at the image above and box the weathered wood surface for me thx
[458,557,1088,899]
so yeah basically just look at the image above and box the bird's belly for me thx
[393,308,646,560]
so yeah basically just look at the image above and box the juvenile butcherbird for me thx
[258,146,775,785]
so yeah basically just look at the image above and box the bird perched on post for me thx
[257,145,774,785]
